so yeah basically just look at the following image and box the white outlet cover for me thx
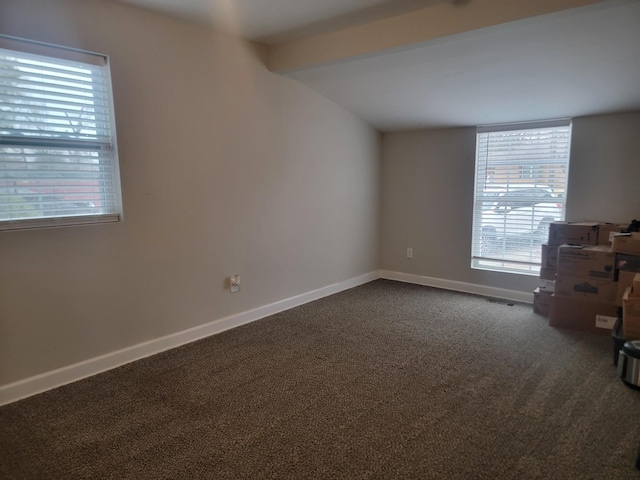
[230,275,240,293]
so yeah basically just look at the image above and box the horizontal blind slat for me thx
[0,96,111,118]
[0,92,111,113]
[0,83,109,106]
[0,62,107,82]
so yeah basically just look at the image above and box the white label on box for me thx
[595,315,617,329]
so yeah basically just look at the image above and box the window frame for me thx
[0,34,123,232]
[471,120,572,275]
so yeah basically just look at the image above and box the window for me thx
[471,120,571,275]
[0,35,122,232]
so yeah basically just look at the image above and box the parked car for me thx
[480,185,562,253]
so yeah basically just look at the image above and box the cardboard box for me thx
[538,279,555,292]
[556,244,615,280]
[598,223,628,245]
[555,275,616,303]
[549,295,619,336]
[533,287,553,317]
[548,222,599,246]
[616,271,637,306]
[538,277,556,292]
[612,232,640,256]
[540,267,556,281]
[541,243,559,269]
[622,286,640,339]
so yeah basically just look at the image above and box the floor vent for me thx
[487,298,515,307]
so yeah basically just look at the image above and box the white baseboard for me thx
[0,271,380,407]
[380,270,534,304]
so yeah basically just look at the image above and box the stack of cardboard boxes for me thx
[622,273,640,339]
[534,222,640,338]
[616,233,640,339]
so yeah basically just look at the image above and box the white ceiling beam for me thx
[268,0,610,73]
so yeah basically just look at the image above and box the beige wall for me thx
[0,0,381,386]
[380,111,640,293]
[567,112,640,223]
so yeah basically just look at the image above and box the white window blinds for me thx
[471,120,571,274]
[0,36,122,231]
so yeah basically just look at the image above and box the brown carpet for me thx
[2,279,640,479]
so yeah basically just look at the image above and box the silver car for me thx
[480,185,562,253]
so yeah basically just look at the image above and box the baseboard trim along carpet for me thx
[0,270,532,406]
[0,271,380,406]
[379,270,534,305]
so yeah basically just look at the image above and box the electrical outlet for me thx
[230,275,240,293]
[407,248,413,259]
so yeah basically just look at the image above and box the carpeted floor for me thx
[2,279,640,479]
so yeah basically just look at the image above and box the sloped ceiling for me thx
[113,0,445,44]
[112,0,640,131]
